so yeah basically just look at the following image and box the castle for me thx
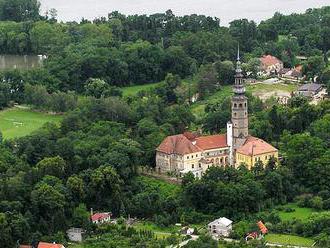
[156,49,278,178]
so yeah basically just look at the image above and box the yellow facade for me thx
[235,151,278,169]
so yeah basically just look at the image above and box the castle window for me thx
[239,103,243,108]
[245,103,247,107]
[234,103,237,108]
[234,112,237,117]
[192,164,194,169]
[187,156,189,159]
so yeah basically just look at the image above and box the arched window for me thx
[245,103,247,107]
[239,103,243,108]
[234,103,237,108]
[234,112,237,117]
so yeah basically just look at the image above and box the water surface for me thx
[0,55,44,70]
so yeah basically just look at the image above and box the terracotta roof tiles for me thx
[260,55,282,66]
[236,136,277,156]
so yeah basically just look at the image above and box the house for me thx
[66,228,85,242]
[296,83,324,98]
[259,55,283,76]
[91,212,112,225]
[156,48,278,178]
[38,242,65,248]
[235,137,278,169]
[208,217,233,237]
[280,65,304,81]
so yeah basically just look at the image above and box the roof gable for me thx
[195,134,228,150]
[156,134,202,155]
[237,136,277,156]
[260,55,282,66]
[38,242,64,248]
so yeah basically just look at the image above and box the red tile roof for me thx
[236,136,277,156]
[91,212,111,222]
[156,134,202,155]
[157,133,228,155]
[195,134,228,150]
[260,55,282,66]
[38,242,64,248]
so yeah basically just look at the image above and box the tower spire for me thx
[237,43,240,62]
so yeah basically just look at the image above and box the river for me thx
[39,0,329,26]
[0,55,45,70]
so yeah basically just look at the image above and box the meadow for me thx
[277,203,314,221]
[0,107,63,139]
[122,82,164,96]
[265,234,314,247]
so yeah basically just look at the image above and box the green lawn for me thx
[133,220,180,234]
[0,107,63,139]
[265,234,314,247]
[277,203,314,221]
[122,82,164,96]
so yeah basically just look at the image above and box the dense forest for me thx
[0,0,330,247]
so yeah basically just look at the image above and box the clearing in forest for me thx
[0,107,63,139]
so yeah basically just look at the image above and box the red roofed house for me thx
[156,49,278,178]
[91,212,112,225]
[260,55,283,75]
[38,242,65,248]
[236,137,278,169]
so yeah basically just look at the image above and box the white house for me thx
[208,217,233,237]
[91,212,112,225]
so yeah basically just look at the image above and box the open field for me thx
[0,107,63,139]
[265,234,314,247]
[191,82,298,119]
[277,203,314,221]
[122,82,164,96]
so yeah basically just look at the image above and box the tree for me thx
[0,213,13,248]
[0,0,40,22]
[302,55,326,82]
[36,156,67,179]
[214,60,235,85]
[84,78,109,98]
[197,64,218,98]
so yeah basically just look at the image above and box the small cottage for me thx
[208,217,233,237]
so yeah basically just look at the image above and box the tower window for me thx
[245,103,247,107]
[239,103,243,108]
[234,103,237,108]
[234,112,237,117]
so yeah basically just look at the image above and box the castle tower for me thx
[231,46,248,148]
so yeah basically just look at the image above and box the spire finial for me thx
[237,43,240,62]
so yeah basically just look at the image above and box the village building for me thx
[280,65,304,82]
[208,217,233,237]
[259,55,283,76]
[156,49,278,178]
[235,136,278,169]
[37,242,65,248]
[91,212,112,225]
[296,83,324,98]
[66,228,86,242]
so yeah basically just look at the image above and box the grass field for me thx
[0,107,63,139]
[265,234,314,247]
[191,82,298,119]
[122,82,164,96]
[277,203,314,221]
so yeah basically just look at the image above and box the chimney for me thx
[90,208,93,217]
